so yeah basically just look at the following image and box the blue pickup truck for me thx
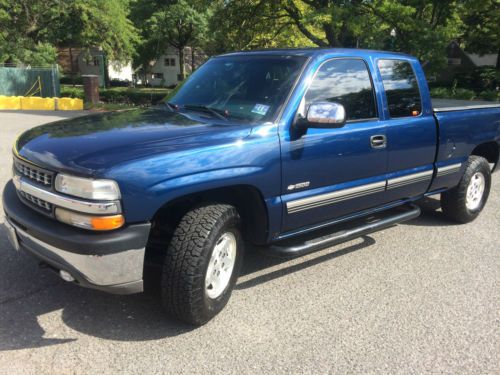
[3,48,500,325]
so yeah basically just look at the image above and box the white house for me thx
[58,47,134,85]
[108,62,134,82]
[137,46,206,87]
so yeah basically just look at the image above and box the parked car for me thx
[3,49,500,325]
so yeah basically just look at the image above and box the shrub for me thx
[452,88,476,100]
[430,87,451,98]
[60,86,84,99]
[454,66,499,92]
[60,85,169,105]
[479,90,500,101]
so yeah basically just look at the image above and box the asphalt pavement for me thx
[0,110,498,374]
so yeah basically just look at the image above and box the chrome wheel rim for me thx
[466,172,485,210]
[205,232,237,299]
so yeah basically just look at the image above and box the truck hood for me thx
[16,108,253,177]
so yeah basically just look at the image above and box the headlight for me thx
[55,208,124,231]
[55,174,121,200]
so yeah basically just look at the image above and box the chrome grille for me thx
[14,158,53,187]
[18,190,52,212]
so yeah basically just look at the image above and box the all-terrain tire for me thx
[441,156,491,223]
[161,204,244,325]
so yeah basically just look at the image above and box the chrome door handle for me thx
[370,135,387,149]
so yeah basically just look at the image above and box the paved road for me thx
[0,111,498,374]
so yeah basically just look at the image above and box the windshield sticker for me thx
[251,104,270,116]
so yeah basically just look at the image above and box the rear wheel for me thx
[161,204,244,325]
[441,156,491,223]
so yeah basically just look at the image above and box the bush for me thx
[59,85,169,105]
[454,66,499,92]
[429,87,451,98]
[430,87,481,101]
[453,88,477,100]
[479,90,500,101]
[60,86,84,99]
[99,89,166,105]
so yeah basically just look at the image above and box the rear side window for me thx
[305,59,377,121]
[377,59,422,118]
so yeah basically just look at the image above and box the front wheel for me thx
[161,204,244,325]
[441,156,491,223]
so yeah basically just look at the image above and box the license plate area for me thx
[4,219,20,251]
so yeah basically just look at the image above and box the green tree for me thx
[0,0,59,65]
[0,0,139,65]
[460,0,500,68]
[210,0,463,73]
[146,0,209,79]
[205,0,315,54]
[52,0,139,64]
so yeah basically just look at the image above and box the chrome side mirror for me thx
[306,102,346,128]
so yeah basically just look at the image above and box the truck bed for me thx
[432,98,500,112]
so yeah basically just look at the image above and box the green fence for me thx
[0,65,60,97]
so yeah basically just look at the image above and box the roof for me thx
[219,47,414,60]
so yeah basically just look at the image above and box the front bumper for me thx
[3,181,151,294]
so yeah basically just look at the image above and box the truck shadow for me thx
[0,223,194,351]
[238,235,376,290]
[0,202,451,350]
[400,197,456,227]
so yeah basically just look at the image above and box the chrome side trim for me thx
[387,170,433,190]
[13,175,121,215]
[433,104,500,112]
[287,181,386,214]
[437,163,462,177]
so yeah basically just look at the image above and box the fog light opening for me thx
[60,270,75,282]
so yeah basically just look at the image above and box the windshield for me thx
[166,55,308,123]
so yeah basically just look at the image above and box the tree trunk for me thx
[191,47,195,72]
[496,48,500,69]
[69,47,76,87]
[178,47,185,81]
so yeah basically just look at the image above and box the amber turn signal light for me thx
[90,215,125,231]
[55,208,125,231]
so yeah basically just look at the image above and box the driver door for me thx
[280,58,388,233]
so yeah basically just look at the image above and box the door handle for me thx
[370,135,387,149]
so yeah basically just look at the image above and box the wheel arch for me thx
[471,141,499,170]
[148,184,270,248]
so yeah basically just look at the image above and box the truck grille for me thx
[18,190,53,212]
[14,158,54,187]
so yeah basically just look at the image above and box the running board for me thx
[263,204,421,258]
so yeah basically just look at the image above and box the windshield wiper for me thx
[182,104,228,121]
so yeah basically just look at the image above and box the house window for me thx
[153,73,164,79]
[448,58,462,66]
[164,58,176,67]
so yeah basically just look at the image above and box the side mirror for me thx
[305,102,346,128]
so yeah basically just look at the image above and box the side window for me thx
[377,59,422,117]
[305,59,377,121]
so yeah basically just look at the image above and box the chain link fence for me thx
[0,64,60,97]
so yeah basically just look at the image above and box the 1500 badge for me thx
[287,181,310,191]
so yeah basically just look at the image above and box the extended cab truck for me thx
[3,49,500,325]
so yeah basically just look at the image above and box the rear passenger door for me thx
[376,59,437,201]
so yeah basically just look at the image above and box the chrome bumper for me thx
[7,217,145,294]
[3,180,151,295]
